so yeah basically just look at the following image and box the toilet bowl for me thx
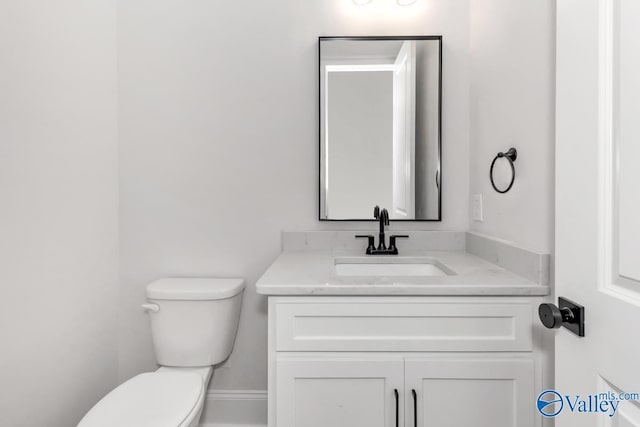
[78,278,244,427]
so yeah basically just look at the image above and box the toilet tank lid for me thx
[146,278,245,300]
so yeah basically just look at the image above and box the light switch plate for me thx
[472,194,483,221]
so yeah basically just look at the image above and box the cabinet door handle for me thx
[394,388,399,427]
[412,389,417,427]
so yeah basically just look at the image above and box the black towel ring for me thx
[490,147,517,194]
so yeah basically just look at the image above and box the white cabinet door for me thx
[405,358,535,427]
[276,356,404,427]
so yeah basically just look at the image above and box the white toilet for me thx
[78,277,245,427]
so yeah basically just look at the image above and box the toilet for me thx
[78,277,245,427]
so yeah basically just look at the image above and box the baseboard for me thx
[199,390,267,427]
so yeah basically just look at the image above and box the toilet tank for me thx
[143,278,245,367]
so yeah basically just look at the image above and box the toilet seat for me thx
[78,370,206,427]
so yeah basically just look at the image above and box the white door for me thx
[392,41,416,219]
[276,356,404,427]
[404,358,535,427]
[554,0,640,425]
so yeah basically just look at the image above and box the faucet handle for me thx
[388,235,409,251]
[355,235,376,254]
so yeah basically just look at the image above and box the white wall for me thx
[0,1,555,422]
[327,71,394,218]
[469,0,556,253]
[0,2,119,426]
[117,0,471,392]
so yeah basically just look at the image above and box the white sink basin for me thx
[334,257,454,277]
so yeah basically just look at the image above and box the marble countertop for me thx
[256,249,551,296]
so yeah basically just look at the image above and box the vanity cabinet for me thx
[268,297,546,427]
[275,356,535,427]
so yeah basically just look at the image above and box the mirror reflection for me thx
[319,37,442,221]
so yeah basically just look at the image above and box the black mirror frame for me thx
[318,35,443,222]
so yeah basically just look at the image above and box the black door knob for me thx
[538,303,574,329]
[538,297,585,337]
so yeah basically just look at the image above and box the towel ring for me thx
[490,147,517,194]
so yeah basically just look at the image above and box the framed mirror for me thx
[319,36,442,221]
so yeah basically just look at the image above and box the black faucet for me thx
[356,205,409,255]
